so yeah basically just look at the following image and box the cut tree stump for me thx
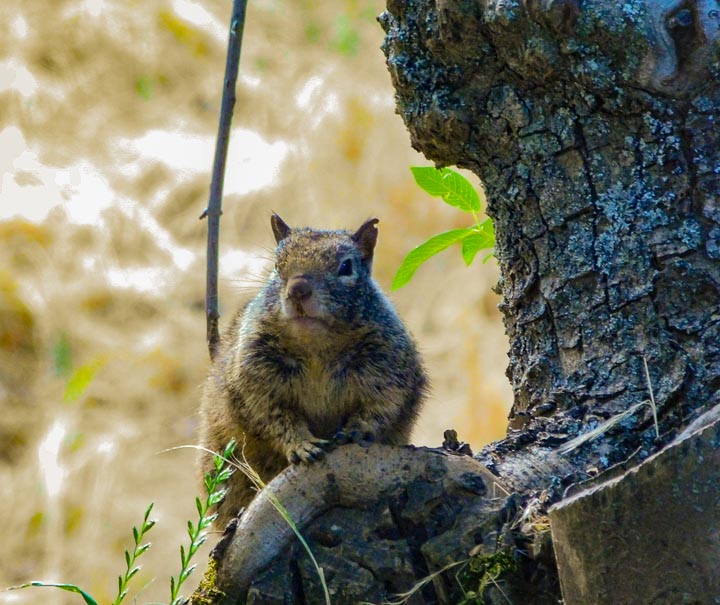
[551,414,720,605]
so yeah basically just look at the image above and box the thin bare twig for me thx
[202,0,248,360]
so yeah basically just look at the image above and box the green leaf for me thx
[410,166,448,196]
[410,167,481,213]
[180,563,197,583]
[63,357,106,403]
[137,543,151,556]
[194,534,208,549]
[143,502,155,523]
[142,518,156,533]
[7,582,99,605]
[208,489,226,507]
[392,228,474,290]
[216,467,234,483]
[461,220,495,266]
[223,438,237,458]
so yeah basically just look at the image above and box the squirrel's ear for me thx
[352,218,379,267]
[271,213,292,244]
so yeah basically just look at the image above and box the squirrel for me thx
[198,214,428,529]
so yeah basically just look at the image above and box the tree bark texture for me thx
[206,446,508,604]
[193,1,720,602]
[382,0,720,476]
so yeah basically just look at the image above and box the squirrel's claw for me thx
[286,438,332,464]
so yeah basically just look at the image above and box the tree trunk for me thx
[383,0,720,457]
[192,1,720,602]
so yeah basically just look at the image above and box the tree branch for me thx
[202,0,248,361]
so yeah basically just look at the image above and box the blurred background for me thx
[0,0,511,602]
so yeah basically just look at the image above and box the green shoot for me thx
[7,438,326,605]
[393,167,495,290]
[166,440,331,605]
[169,439,237,605]
[5,503,157,605]
[113,503,156,605]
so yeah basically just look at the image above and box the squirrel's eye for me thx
[338,258,354,276]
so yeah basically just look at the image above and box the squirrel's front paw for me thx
[334,428,376,448]
[286,438,331,464]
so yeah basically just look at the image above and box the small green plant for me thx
[170,439,236,605]
[380,550,516,605]
[6,441,236,605]
[182,441,331,604]
[114,504,156,605]
[7,504,156,605]
[392,167,495,290]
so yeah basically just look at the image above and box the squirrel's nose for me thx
[288,276,313,301]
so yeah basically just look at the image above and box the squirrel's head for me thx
[269,213,380,334]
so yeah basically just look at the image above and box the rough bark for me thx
[192,1,720,603]
[382,0,720,470]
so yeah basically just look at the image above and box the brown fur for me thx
[198,215,428,528]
